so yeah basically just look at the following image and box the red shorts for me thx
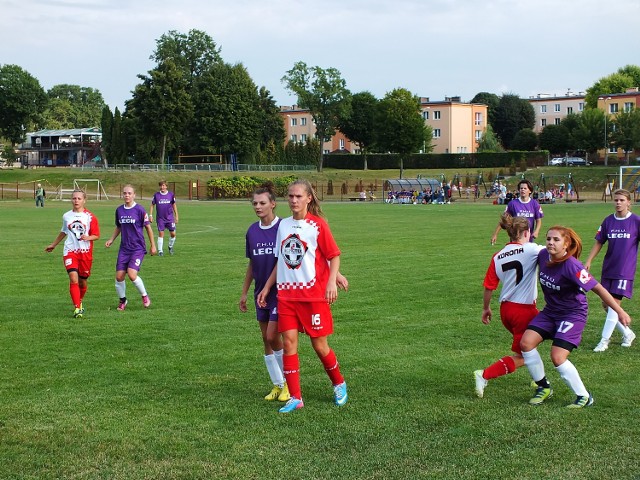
[277,299,334,338]
[499,301,539,354]
[63,252,93,279]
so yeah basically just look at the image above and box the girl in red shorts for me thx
[258,179,348,413]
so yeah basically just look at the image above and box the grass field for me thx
[1,197,640,479]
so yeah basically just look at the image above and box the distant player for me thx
[105,184,157,310]
[584,189,638,351]
[491,179,543,245]
[149,180,178,256]
[475,213,544,398]
[45,189,100,318]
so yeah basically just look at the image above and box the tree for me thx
[0,64,47,145]
[493,94,535,150]
[476,124,503,153]
[510,129,537,151]
[282,62,351,172]
[585,65,640,108]
[572,108,606,163]
[538,124,572,155]
[470,92,500,128]
[43,84,105,128]
[128,58,193,164]
[376,88,428,179]
[610,108,640,164]
[100,106,113,167]
[337,91,378,170]
[257,86,285,161]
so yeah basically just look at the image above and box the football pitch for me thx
[1,199,639,479]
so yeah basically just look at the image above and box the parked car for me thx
[549,157,589,166]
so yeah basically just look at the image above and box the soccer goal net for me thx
[55,179,109,200]
[618,166,640,193]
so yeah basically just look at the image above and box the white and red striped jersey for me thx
[484,242,544,304]
[275,213,341,302]
[61,209,100,255]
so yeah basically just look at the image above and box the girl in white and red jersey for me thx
[258,179,348,413]
[45,189,100,318]
[475,213,544,398]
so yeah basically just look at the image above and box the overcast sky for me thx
[1,0,638,111]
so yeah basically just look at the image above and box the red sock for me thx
[483,356,517,380]
[79,285,87,302]
[320,349,344,385]
[283,354,302,400]
[69,283,81,308]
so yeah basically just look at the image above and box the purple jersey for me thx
[152,191,176,222]
[246,217,280,310]
[115,203,150,252]
[537,249,597,318]
[505,198,544,235]
[595,212,640,280]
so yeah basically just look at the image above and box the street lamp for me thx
[599,96,611,165]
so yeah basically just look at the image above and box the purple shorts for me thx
[116,249,146,272]
[157,220,176,232]
[527,309,587,348]
[601,278,633,299]
[256,303,278,323]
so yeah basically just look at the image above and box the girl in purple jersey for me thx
[105,185,157,311]
[239,184,290,403]
[520,226,631,408]
[491,180,543,245]
[585,189,638,352]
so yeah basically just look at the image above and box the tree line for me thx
[1,30,639,169]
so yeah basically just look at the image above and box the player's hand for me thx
[150,246,157,256]
[482,308,492,325]
[336,273,349,292]
[239,295,248,312]
[105,240,113,248]
[45,244,55,252]
[618,311,631,327]
[326,282,338,304]
[256,288,268,308]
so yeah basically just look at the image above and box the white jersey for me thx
[61,208,99,255]
[483,242,544,304]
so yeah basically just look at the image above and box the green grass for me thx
[1,198,640,479]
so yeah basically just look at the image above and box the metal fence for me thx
[90,163,317,173]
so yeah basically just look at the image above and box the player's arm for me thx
[105,227,121,248]
[336,272,348,292]
[584,241,603,271]
[592,283,631,326]
[326,255,340,304]
[149,200,155,222]
[239,261,254,312]
[45,232,67,252]
[532,218,542,241]
[481,287,494,325]
[173,202,179,223]
[257,265,277,308]
[145,224,157,255]
[490,223,501,245]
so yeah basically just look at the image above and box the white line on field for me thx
[180,225,219,235]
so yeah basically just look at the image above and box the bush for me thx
[207,175,297,199]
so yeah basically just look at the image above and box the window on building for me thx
[579,102,585,111]
[475,130,482,140]
[456,147,468,153]
[610,103,619,113]
[300,134,307,142]
[475,112,482,125]
[433,129,441,138]
[434,111,441,120]
[339,139,345,150]
[624,102,634,112]
[290,118,297,126]
[540,105,547,113]
[554,104,561,112]
[422,111,429,120]
[290,134,297,142]
[541,119,547,127]
[554,118,561,125]
[567,107,573,114]
[301,118,307,126]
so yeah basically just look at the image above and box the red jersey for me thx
[275,213,341,302]
[61,208,100,256]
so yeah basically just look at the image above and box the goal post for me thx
[73,179,109,200]
[618,166,640,193]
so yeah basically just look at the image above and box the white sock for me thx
[601,307,618,340]
[169,237,176,248]
[522,348,546,382]
[264,354,284,386]
[556,360,588,397]
[157,237,164,252]
[273,349,284,372]
[132,277,147,297]
[115,280,126,299]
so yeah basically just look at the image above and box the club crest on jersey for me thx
[576,268,592,285]
[281,233,307,269]
[69,220,86,239]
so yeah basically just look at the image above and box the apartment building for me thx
[597,87,640,160]
[419,97,487,154]
[527,90,586,134]
[281,97,487,155]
